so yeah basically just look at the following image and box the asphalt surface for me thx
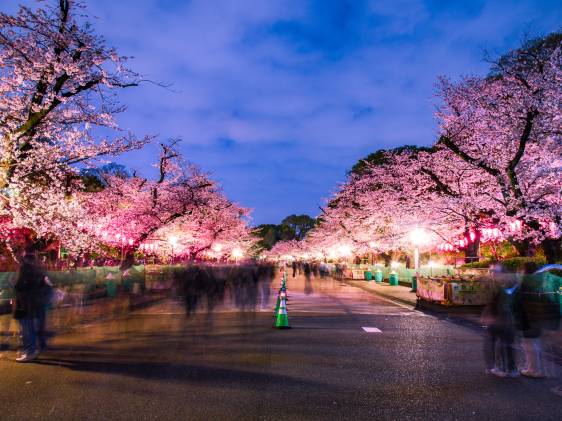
[0,274,560,420]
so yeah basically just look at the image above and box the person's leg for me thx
[483,329,497,371]
[522,335,545,376]
[0,314,10,350]
[18,319,28,354]
[19,318,36,355]
[522,337,535,371]
[503,331,517,373]
[532,337,544,374]
[36,307,47,352]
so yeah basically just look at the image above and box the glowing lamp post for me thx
[169,236,178,264]
[428,260,438,277]
[409,228,428,270]
[368,241,376,265]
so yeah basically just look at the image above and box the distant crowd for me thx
[173,263,276,319]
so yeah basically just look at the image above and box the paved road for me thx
[0,274,560,420]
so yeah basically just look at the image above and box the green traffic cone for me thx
[274,289,287,315]
[274,296,290,329]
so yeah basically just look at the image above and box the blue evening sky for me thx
[7,1,562,224]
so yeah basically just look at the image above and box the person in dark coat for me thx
[481,274,524,378]
[13,253,51,362]
[519,262,561,378]
[182,264,203,318]
[304,262,314,295]
[257,263,273,309]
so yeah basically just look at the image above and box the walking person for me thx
[13,253,51,363]
[519,262,561,378]
[0,274,16,352]
[304,262,313,295]
[182,264,202,318]
[481,274,523,378]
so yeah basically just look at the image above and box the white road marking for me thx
[362,327,382,333]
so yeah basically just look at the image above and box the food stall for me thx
[416,276,495,306]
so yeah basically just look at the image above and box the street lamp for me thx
[169,236,178,264]
[409,228,428,270]
[428,260,438,277]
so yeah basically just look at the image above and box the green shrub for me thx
[461,259,495,269]
[497,257,547,273]
[461,257,550,272]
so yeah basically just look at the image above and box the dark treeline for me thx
[255,215,316,251]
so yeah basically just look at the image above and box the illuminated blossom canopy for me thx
[0,1,255,258]
[0,0,151,252]
[82,142,255,259]
[297,34,561,263]
[436,33,561,257]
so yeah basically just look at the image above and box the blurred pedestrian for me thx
[304,262,313,295]
[312,263,319,278]
[182,264,202,318]
[258,263,273,309]
[0,274,16,351]
[481,273,523,378]
[13,253,51,362]
[291,260,297,278]
[519,262,561,378]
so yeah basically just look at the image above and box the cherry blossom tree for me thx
[155,189,255,260]
[0,0,152,253]
[389,147,505,261]
[82,141,255,260]
[436,33,562,261]
[286,34,561,264]
[309,147,443,257]
[307,146,502,262]
[268,239,309,260]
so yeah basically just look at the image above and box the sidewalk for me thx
[343,279,420,307]
[343,279,562,364]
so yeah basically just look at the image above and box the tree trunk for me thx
[380,252,392,267]
[464,229,481,264]
[513,239,537,257]
[541,237,562,264]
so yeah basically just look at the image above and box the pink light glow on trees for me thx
[303,33,561,263]
[82,141,255,260]
[154,188,255,260]
[0,1,151,253]
[268,239,309,260]
[436,33,562,260]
